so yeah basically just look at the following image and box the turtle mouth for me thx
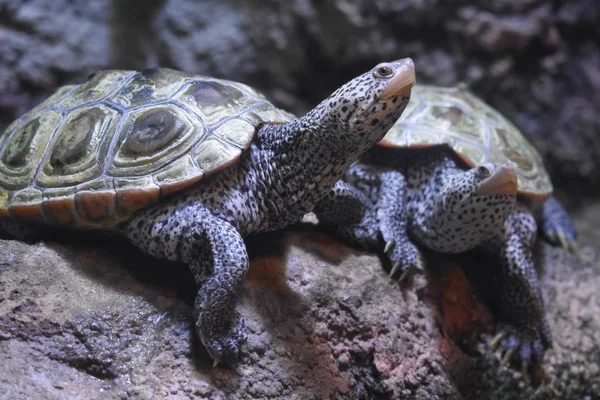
[475,162,518,196]
[380,58,416,99]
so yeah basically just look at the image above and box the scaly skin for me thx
[317,145,575,375]
[121,59,415,364]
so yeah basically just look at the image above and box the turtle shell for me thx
[0,68,293,227]
[379,84,553,199]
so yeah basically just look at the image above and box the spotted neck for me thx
[252,113,362,231]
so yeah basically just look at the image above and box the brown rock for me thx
[0,203,599,399]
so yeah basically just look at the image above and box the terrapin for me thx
[315,83,576,373]
[0,60,416,364]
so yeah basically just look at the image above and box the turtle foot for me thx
[541,197,578,254]
[490,323,551,384]
[385,239,423,284]
[196,310,247,367]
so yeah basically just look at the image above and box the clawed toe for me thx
[545,227,580,258]
[197,312,247,366]
[489,326,549,384]
[389,253,424,285]
[543,224,578,255]
[385,239,423,283]
[384,239,396,254]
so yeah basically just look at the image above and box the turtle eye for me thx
[476,164,493,178]
[373,64,395,79]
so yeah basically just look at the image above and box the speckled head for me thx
[313,58,415,150]
[426,161,518,252]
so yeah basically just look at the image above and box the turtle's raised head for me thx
[318,58,415,147]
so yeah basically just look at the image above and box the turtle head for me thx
[426,161,518,252]
[316,58,415,150]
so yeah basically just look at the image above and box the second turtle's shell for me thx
[380,84,553,198]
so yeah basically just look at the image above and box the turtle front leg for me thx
[374,169,421,280]
[482,208,551,378]
[315,166,420,281]
[539,196,578,253]
[314,180,380,249]
[123,204,249,365]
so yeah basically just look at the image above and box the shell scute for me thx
[114,176,160,219]
[37,105,120,188]
[110,103,203,176]
[8,187,44,223]
[175,80,258,126]
[74,190,117,226]
[0,110,62,190]
[58,71,133,110]
[41,196,79,227]
[153,155,203,197]
[194,137,242,176]
[109,69,189,109]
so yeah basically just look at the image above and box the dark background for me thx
[1,0,599,205]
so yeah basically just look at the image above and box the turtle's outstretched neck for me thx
[251,117,358,232]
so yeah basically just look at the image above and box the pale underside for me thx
[0,69,293,227]
[380,84,553,199]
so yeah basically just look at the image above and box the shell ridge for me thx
[102,107,130,176]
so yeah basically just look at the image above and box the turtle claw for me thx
[397,254,424,283]
[488,324,551,384]
[490,332,505,348]
[502,348,515,365]
[546,227,580,258]
[556,231,570,252]
[384,239,396,254]
[398,266,415,284]
[389,260,402,278]
[212,358,220,368]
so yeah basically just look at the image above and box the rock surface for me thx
[1,0,599,196]
[1,204,599,399]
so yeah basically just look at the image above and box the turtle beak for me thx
[380,58,416,99]
[475,162,518,196]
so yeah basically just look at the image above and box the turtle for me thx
[315,83,577,376]
[0,60,416,364]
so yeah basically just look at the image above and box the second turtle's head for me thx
[427,161,518,253]
[314,58,415,151]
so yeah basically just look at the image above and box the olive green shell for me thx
[0,68,293,227]
[380,84,553,198]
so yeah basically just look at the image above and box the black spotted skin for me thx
[316,145,554,370]
[120,59,414,362]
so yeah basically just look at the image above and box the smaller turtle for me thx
[315,84,577,375]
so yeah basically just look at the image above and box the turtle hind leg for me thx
[539,196,578,253]
[0,219,43,243]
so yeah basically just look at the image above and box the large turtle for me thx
[315,84,577,376]
[0,61,416,364]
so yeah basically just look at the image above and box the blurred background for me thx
[0,0,599,204]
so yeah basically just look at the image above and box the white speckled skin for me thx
[121,59,414,362]
[316,145,558,369]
